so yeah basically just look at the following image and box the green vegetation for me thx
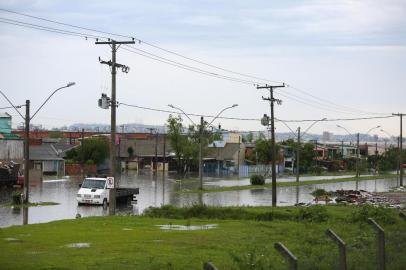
[250,174,265,185]
[11,191,22,205]
[0,205,405,269]
[166,115,221,176]
[65,137,109,165]
[180,174,397,193]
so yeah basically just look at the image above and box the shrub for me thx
[85,159,95,165]
[11,191,22,205]
[296,205,329,222]
[311,189,332,198]
[350,205,396,224]
[250,175,265,185]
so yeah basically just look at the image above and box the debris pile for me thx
[333,189,404,208]
[310,188,405,208]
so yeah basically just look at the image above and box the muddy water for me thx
[0,172,400,227]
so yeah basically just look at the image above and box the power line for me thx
[0,17,99,39]
[0,17,259,86]
[285,85,389,116]
[119,102,395,123]
[0,8,393,117]
[0,7,283,84]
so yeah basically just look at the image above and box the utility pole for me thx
[81,128,85,179]
[154,131,158,173]
[237,135,241,178]
[257,83,285,207]
[162,133,166,205]
[199,116,204,190]
[356,133,360,178]
[96,38,135,214]
[296,127,300,183]
[392,113,404,186]
[341,140,344,159]
[24,100,30,204]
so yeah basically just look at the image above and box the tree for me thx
[65,137,109,165]
[252,139,280,164]
[166,115,222,176]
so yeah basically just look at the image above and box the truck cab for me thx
[77,177,109,206]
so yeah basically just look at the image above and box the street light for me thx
[336,124,380,178]
[0,82,75,204]
[168,104,238,190]
[277,118,326,183]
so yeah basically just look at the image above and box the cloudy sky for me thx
[0,0,405,137]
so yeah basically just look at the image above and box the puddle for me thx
[156,224,218,231]
[65,242,90,248]
[122,228,133,231]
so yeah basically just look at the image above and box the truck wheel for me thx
[103,198,108,208]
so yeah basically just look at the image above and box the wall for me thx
[0,140,23,161]
[65,164,97,176]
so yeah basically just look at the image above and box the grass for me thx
[179,174,397,193]
[0,205,405,269]
[1,201,60,208]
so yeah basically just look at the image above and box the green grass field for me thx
[180,174,397,193]
[0,205,405,270]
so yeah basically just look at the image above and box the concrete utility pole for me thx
[81,128,85,180]
[199,116,204,190]
[96,38,135,214]
[296,127,300,183]
[393,113,404,186]
[257,83,285,207]
[24,100,30,203]
[356,133,360,178]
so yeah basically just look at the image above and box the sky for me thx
[0,0,405,138]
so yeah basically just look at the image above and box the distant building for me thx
[322,131,333,142]
[0,112,12,134]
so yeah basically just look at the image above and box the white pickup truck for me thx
[76,177,139,206]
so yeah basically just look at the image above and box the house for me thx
[205,142,245,175]
[0,112,12,134]
[29,143,77,176]
[132,135,174,171]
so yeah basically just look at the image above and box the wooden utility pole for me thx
[392,113,404,186]
[24,100,30,204]
[96,38,135,214]
[257,84,285,207]
[296,127,300,182]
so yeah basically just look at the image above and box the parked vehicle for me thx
[76,177,139,206]
[0,162,20,187]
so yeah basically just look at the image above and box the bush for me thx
[296,205,329,222]
[350,205,396,224]
[11,191,22,205]
[85,159,95,165]
[311,189,332,198]
[250,175,265,185]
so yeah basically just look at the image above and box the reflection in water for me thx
[23,207,28,225]
[0,172,401,228]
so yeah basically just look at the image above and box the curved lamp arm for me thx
[31,82,75,120]
[207,104,238,127]
[168,104,196,126]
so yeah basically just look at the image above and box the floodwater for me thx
[0,171,401,228]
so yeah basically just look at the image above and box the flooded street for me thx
[0,172,400,228]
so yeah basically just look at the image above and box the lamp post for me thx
[0,82,75,203]
[381,129,400,176]
[337,125,380,178]
[168,104,238,190]
[277,118,326,182]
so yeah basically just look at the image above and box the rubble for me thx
[313,189,405,208]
